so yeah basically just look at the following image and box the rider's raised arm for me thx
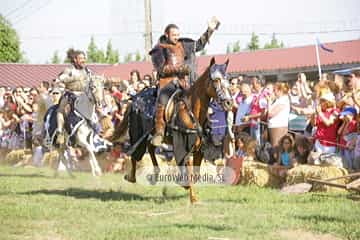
[194,16,220,52]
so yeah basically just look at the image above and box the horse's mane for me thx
[187,63,211,96]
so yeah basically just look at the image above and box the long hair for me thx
[278,134,294,153]
[66,48,85,64]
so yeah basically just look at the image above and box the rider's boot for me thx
[56,112,65,146]
[151,104,166,147]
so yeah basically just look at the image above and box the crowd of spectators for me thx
[222,70,360,175]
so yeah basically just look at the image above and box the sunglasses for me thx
[52,92,60,95]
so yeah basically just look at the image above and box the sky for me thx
[1,0,360,63]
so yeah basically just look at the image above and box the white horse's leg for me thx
[54,147,75,178]
[76,124,102,177]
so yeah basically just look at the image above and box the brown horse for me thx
[113,57,232,203]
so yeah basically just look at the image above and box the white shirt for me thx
[268,95,290,128]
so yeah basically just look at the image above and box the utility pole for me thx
[144,0,153,61]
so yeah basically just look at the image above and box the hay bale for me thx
[3,149,30,165]
[286,164,349,192]
[241,161,283,188]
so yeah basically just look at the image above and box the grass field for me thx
[0,165,359,240]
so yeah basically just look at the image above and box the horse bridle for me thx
[209,64,233,111]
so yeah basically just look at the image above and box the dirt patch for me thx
[277,229,342,240]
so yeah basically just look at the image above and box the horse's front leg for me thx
[124,157,137,183]
[76,126,102,177]
[193,150,203,182]
[88,148,102,177]
[54,147,75,178]
[147,143,160,185]
[186,157,198,204]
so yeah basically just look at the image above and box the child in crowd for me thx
[272,134,297,177]
[235,132,252,158]
[349,117,360,171]
[337,106,358,170]
[294,136,313,164]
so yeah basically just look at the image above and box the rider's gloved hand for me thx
[208,16,220,31]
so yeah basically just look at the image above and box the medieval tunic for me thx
[58,66,90,93]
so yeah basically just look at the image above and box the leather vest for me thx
[59,66,89,92]
[158,42,189,89]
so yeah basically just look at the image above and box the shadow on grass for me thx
[172,223,235,231]
[0,173,52,179]
[294,214,345,223]
[21,188,186,203]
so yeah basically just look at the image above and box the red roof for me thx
[0,64,111,88]
[199,39,360,74]
[0,39,359,87]
[101,39,360,79]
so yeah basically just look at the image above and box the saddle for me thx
[164,89,182,123]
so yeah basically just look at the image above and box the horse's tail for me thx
[112,103,131,143]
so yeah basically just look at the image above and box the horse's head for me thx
[87,75,105,107]
[207,57,233,111]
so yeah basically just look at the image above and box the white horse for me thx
[41,75,112,177]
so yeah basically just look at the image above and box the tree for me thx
[0,15,23,62]
[232,40,241,53]
[264,33,284,49]
[87,36,98,63]
[51,50,61,64]
[247,32,260,51]
[135,51,142,61]
[226,41,241,53]
[105,40,119,64]
[226,44,232,54]
[86,36,105,63]
[95,50,106,63]
[124,53,132,63]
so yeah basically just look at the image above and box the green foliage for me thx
[264,33,285,49]
[50,50,61,64]
[226,44,232,54]
[105,40,119,64]
[86,36,106,63]
[135,51,142,61]
[0,15,23,62]
[0,166,359,240]
[226,41,241,54]
[232,40,241,52]
[124,53,132,63]
[247,32,260,51]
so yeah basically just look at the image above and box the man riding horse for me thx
[55,49,94,145]
[150,16,221,147]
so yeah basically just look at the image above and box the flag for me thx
[316,38,334,53]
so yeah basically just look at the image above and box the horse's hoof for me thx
[190,197,199,205]
[182,185,190,190]
[124,174,136,183]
